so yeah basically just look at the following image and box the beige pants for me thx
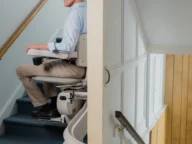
[16,61,85,107]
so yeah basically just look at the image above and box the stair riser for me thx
[4,124,64,140]
[17,103,40,114]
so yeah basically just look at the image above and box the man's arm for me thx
[48,11,82,52]
[26,11,82,53]
[26,44,48,52]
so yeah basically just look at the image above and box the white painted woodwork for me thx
[136,60,148,136]
[146,54,157,127]
[88,0,166,144]
[87,0,104,143]
[146,54,166,128]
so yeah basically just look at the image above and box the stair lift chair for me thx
[27,34,87,144]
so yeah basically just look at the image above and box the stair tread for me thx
[0,135,63,144]
[4,113,67,129]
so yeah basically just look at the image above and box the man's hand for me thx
[26,44,39,52]
[26,44,49,53]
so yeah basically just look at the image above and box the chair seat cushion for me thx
[33,76,81,85]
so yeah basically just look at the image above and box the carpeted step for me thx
[3,113,67,140]
[0,135,63,144]
[17,81,61,114]
[2,81,87,143]
[16,82,44,114]
[17,96,41,114]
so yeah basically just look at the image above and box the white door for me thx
[88,0,148,144]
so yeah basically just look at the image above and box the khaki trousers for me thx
[16,61,85,107]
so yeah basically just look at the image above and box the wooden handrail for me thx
[0,0,47,59]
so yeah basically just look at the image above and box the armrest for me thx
[27,49,77,59]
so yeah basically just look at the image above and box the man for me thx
[16,0,87,119]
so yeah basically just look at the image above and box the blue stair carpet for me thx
[0,83,87,144]
[0,135,63,144]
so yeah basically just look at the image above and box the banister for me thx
[0,0,47,59]
[115,111,145,144]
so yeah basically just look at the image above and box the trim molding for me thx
[148,45,192,54]
[0,0,47,59]
[128,105,167,143]
[0,84,25,135]
[130,0,148,48]
[143,105,167,143]
[148,105,167,134]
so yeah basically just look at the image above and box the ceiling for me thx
[134,0,192,53]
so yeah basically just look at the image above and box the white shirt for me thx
[48,2,87,52]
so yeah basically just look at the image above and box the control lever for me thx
[69,91,75,104]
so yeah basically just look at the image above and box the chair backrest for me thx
[75,34,87,67]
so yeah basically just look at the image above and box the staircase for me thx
[0,83,87,144]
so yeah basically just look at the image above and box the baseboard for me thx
[0,84,25,135]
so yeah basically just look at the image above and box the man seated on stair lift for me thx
[16,0,87,120]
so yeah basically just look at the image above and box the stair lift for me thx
[27,34,87,144]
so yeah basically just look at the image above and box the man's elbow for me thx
[63,43,76,52]
[59,39,77,52]
[59,45,76,52]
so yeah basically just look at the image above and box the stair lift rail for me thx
[115,111,145,144]
[63,101,87,144]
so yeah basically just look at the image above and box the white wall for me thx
[134,0,192,54]
[101,0,166,143]
[0,0,40,48]
[0,0,69,120]
[123,1,149,141]
[86,0,166,143]
[134,0,192,48]
[123,2,166,142]
[87,0,166,143]
[122,2,166,141]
